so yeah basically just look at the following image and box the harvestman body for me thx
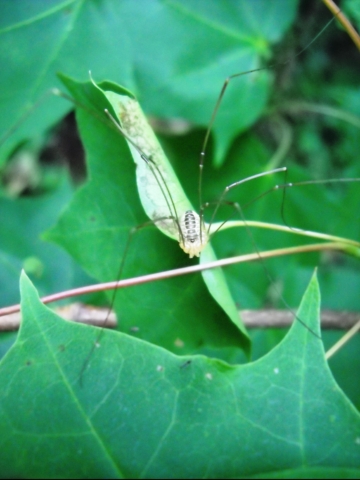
[179,210,207,258]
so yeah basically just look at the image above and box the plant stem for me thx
[0,240,356,317]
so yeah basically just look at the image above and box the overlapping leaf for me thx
[46,75,249,357]
[0,0,297,165]
[0,273,359,478]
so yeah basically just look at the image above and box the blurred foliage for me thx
[0,0,360,476]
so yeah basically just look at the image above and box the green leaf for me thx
[0,0,298,166]
[101,80,194,242]
[0,272,359,478]
[0,174,97,360]
[0,175,74,306]
[45,74,249,358]
[98,77,248,344]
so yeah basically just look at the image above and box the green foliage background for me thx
[0,0,360,477]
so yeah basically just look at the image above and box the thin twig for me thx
[241,309,359,330]
[322,0,360,51]
[325,319,360,359]
[0,303,117,331]
[1,305,357,332]
[0,241,356,318]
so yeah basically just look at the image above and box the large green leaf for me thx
[0,0,298,165]
[0,272,359,478]
[45,75,249,358]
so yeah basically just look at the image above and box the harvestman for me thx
[1,13,358,371]
[81,86,357,368]
[85,13,360,352]
[76,80,297,380]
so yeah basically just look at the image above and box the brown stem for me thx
[1,305,358,332]
[241,309,359,330]
[322,0,360,51]
[0,241,353,317]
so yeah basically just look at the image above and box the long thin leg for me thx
[78,214,178,385]
[206,167,287,231]
[196,16,339,245]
